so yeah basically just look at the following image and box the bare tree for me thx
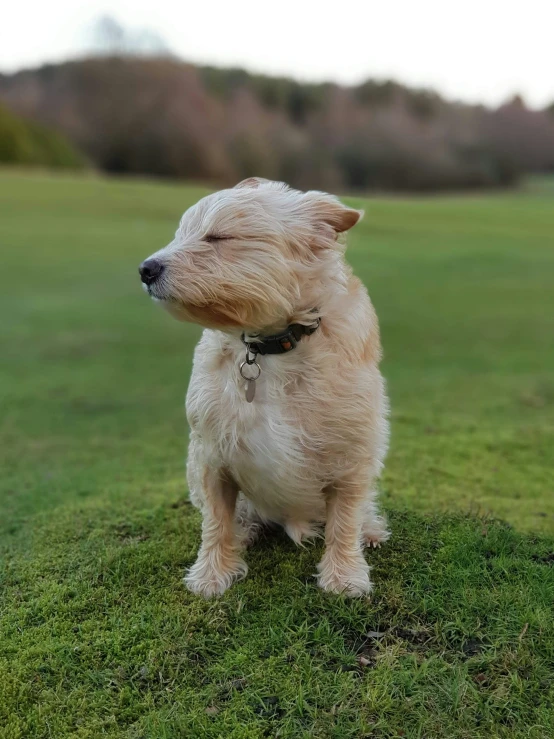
[86,16,171,58]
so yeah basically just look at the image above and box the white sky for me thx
[1,0,553,108]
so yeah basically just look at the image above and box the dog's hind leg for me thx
[361,490,390,549]
[235,494,264,549]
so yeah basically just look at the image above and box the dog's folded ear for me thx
[303,191,363,233]
[234,177,270,189]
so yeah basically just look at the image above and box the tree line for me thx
[1,57,553,191]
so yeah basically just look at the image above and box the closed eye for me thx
[205,234,233,243]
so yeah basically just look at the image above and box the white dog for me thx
[139,177,389,597]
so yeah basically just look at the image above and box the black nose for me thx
[139,258,164,285]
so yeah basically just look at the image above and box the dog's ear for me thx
[234,177,270,189]
[303,191,363,233]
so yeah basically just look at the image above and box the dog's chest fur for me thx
[186,330,330,521]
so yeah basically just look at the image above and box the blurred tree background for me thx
[0,104,86,170]
[1,17,553,190]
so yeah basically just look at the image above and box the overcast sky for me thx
[1,0,553,108]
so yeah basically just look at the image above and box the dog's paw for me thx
[362,517,390,549]
[316,551,372,597]
[184,554,248,598]
[236,519,264,549]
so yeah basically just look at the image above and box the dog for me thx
[139,177,389,597]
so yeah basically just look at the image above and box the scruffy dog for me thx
[139,178,389,597]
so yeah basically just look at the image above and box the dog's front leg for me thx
[184,469,247,597]
[317,478,371,596]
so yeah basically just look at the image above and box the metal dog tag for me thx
[245,378,256,403]
[240,356,261,403]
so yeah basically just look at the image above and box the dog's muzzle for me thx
[139,258,164,286]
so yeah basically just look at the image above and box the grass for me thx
[1,169,553,738]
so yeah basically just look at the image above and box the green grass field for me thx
[1,170,553,738]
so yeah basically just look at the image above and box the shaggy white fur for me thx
[141,177,389,597]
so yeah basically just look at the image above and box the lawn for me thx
[1,170,553,738]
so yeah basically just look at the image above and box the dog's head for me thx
[139,178,362,332]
